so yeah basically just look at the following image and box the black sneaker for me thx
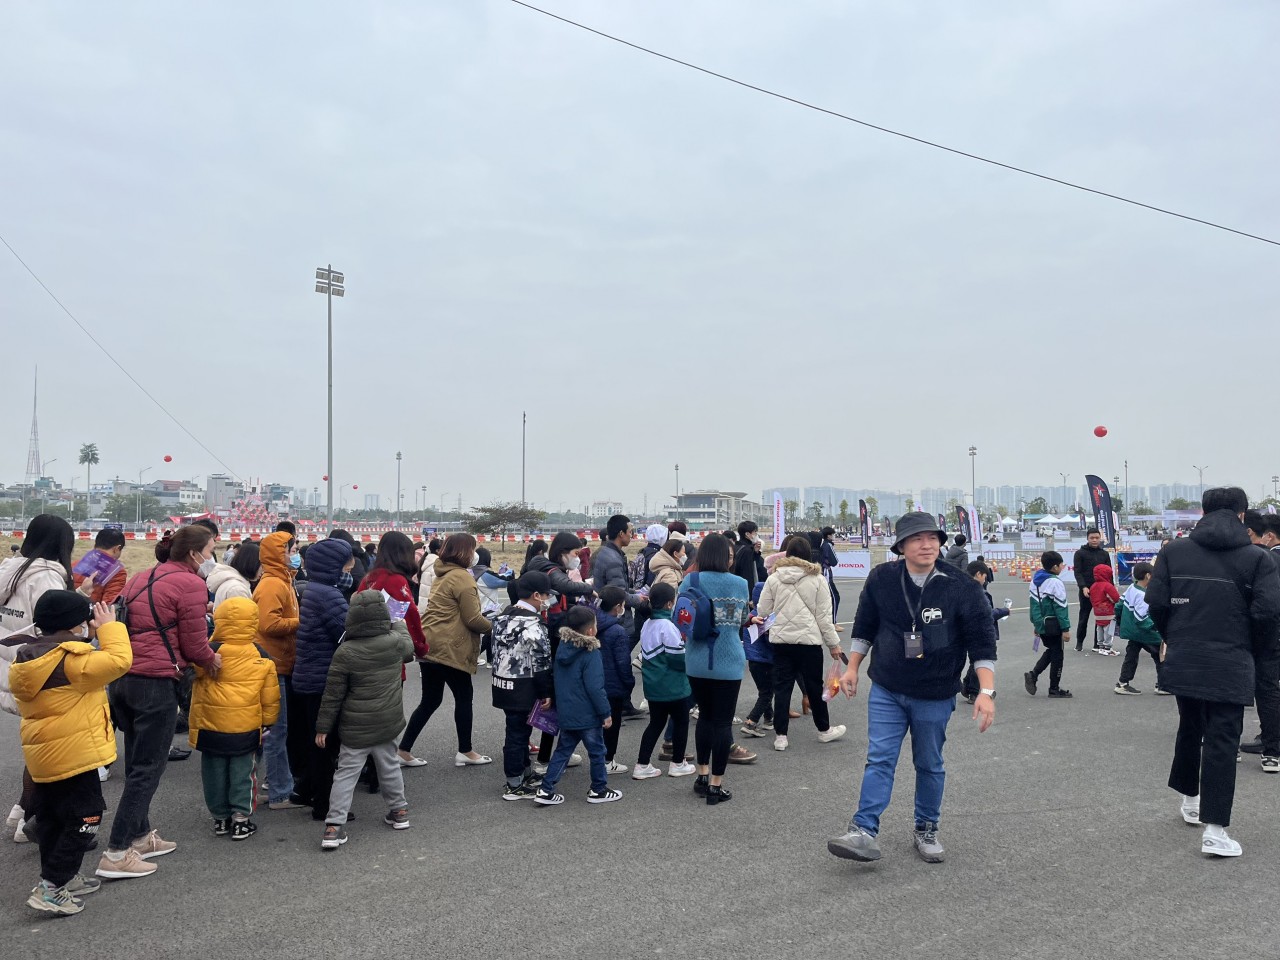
[1240,735,1264,755]
[621,703,646,720]
[587,788,622,804]
[1024,671,1037,696]
[230,819,257,841]
[503,782,538,801]
[533,788,564,806]
[1114,682,1142,695]
[1047,688,1073,698]
[212,817,230,837]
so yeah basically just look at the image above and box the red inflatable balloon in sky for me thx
[163,455,172,462]
[322,475,329,481]
[1093,426,1108,437]
[352,484,359,490]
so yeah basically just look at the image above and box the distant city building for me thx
[669,491,768,530]
[363,493,381,511]
[146,479,204,509]
[588,500,624,520]
[206,474,245,513]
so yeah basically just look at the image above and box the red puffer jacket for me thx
[359,569,429,659]
[120,561,217,679]
[1088,564,1120,623]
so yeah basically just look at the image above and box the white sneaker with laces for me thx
[817,724,847,743]
[5,804,23,829]
[605,760,628,774]
[1201,825,1242,857]
[631,764,662,780]
[667,760,696,777]
[774,735,789,751]
[14,819,30,843]
[1180,795,1201,825]
[567,753,583,768]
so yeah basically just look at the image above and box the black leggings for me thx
[638,699,690,765]
[688,676,741,777]
[604,696,627,761]
[400,661,474,753]
[772,645,831,736]
[746,661,774,723]
[1032,635,1064,690]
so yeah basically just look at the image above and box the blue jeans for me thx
[542,726,607,794]
[263,676,294,803]
[852,684,955,835]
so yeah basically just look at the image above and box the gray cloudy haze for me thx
[3,0,1276,512]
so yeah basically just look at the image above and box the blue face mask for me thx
[289,553,302,569]
[337,571,354,589]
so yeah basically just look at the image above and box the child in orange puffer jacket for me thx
[1087,563,1120,656]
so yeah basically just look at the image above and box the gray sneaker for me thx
[913,822,945,863]
[827,826,881,862]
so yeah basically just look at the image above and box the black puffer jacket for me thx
[526,555,595,601]
[293,538,352,696]
[1073,544,1111,590]
[1146,510,1280,704]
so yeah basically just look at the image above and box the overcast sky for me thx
[3,0,1277,513]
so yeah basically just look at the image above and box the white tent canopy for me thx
[1036,515,1077,525]
[1000,516,1020,527]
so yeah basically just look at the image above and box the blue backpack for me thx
[674,572,719,669]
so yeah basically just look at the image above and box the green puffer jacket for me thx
[316,590,414,748]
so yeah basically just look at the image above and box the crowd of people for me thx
[2,490,1279,916]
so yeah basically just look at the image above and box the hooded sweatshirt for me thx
[756,556,840,649]
[553,626,610,731]
[292,537,353,696]
[253,531,299,676]
[189,598,280,753]
[9,621,132,782]
[207,563,253,611]
[1088,564,1119,624]
[489,602,553,713]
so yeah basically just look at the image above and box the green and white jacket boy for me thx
[1117,582,1161,646]
[1029,568,1070,636]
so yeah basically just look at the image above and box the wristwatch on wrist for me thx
[979,688,996,699]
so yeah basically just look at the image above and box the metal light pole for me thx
[521,411,527,505]
[967,446,977,506]
[395,451,402,528]
[1058,472,1068,515]
[137,466,152,525]
[1192,464,1208,498]
[69,476,79,521]
[1124,459,1129,519]
[315,266,345,533]
[1273,475,1278,499]
[440,491,449,516]
[1114,476,1121,520]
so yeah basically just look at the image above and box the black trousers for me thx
[503,709,534,785]
[746,661,774,723]
[772,645,830,736]
[1253,648,1280,756]
[688,676,740,776]
[291,690,340,809]
[28,770,104,888]
[1118,641,1163,687]
[107,675,178,850]
[400,661,474,754]
[603,696,627,761]
[1032,636,1065,690]
[637,699,689,765]
[1168,696,1244,827]
[1075,589,1093,645]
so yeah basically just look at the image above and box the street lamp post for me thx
[1058,472,1069,515]
[315,265,345,533]
[1114,476,1121,523]
[69,476,79,521]
[1192,465,1208,498]
[440,491,450,517]
[521,411,527,505]
[395,452,402,528]
[1273,475,1278,499]
[137,466,152,525]
[967,446,977,507]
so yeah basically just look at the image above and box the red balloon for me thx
[352,484,359,490]
[163,455,172,463]
[322,475,329,481]
[1093,426,1108,437]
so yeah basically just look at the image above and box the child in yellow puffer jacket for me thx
[189,597,280,841]
[9,591,132,916]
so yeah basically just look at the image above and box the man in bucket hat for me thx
[827,513,997,864]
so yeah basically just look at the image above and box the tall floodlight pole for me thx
[1192,465,1207,498]
[395,451,402,527]
[315,265,345,533]
[968,446,977,507]
[521,412,527,505]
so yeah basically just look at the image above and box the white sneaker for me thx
[667,760,697,777]
[14,819,30,843]
[632,763,663,780]
[638,699,648,711]
[817,724,847,743]
[1202,825,1242,857]
[567,753,582,768]
[98,766,110,782]
[605,760,629,774]
[774,735,789,751]
[1180,796,1202,825]
[5,804,22,829]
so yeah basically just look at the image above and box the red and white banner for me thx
[772,493,785,549]
[833,550,872,579]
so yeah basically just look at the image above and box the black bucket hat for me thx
[891,512,946,555]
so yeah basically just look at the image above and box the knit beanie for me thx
[345,589,392,640]
[34,590,92,633]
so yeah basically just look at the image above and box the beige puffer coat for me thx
[756,557,840,649]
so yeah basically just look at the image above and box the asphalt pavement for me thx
[0,574,1274,959]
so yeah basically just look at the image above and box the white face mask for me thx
[471,552,480,567]
[564,555,581,571]
[196,557,216,579]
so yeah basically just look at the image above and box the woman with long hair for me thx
[98,525,220,879]
[1,514,78,842]
[207,541,261,610]
[359,532,429,662]
[397,534,494,767]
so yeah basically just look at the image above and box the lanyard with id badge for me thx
[900,566,937,659]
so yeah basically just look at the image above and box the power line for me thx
[508,0,1279,248]
[0,232,244,482]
